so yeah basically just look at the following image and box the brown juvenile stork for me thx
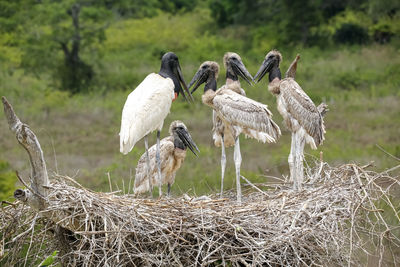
[134,120,199,196]
[189,61,281,203]
[211,52,279,197]
[254,51,327,190]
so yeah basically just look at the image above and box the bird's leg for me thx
[167,183,171,197]
[297,132,306,189]
[156,130,162,197]
[220,135,226,198]
[288,132,296,183]
[293,131,305,190]
[293,131,299,190]
[144,134,153,198]
[233,136,242,204]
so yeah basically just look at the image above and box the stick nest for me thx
[1,162,399,266]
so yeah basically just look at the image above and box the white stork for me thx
[119,52,192,197]
[134,120,199,196]
[254,50,327,190]
[189,61,281,203]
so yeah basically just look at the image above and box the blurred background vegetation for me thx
[0,0,399,198]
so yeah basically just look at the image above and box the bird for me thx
[134,120,199,196]
[254,50,327,190]
[119,52,192,197]
[189,61,281,203]
[211,52,280,198]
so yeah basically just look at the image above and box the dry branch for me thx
[2,96,49,210]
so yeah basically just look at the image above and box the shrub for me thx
[0,160,17,201]
[333,23,370,44]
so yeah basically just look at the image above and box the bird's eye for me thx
[202,65,208,69]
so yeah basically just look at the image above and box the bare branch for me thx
[376,144,400,161]
[2,96,49,210]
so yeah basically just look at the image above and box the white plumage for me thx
[119,52,190,197]
[120,73,174,154]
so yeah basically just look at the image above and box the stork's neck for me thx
[226,68,238,82]
[174,137,186,150]
[204,78,217,92]
[159,65,181,94]
[269,66,281,82]
[159,61,173,79]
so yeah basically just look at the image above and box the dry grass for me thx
[1,162,399,266]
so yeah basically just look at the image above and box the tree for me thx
[208,0,322,45]
[57,3,97,93]
[18,0,110,93]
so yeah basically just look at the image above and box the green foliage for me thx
[0,160,17,201]
[208,0,399,47]
[366,0,400,19]
[0,0,113,93]
[158,0,198,13]
[38,250,58,267]
[1,0,399,93]
[0,32,22,67]
[98,8,238,90]
[57,59,94,94]
[333,23,370,44]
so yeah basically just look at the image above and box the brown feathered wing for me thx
[134,137,175,194]
[212,90,281,141]
[279,79,325,146]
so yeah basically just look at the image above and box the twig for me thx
[240,175,268,196]
[11,214,38,243]
[15,171,46,200]
[107,172,113,192]
[376,144,400,161]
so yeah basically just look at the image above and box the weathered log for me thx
[2,96,49,210]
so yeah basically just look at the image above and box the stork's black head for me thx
[159,52,193,102]
[223,52,254,85]
[188,61,220,94]
[169,121,200,156]
[254,50,282,83]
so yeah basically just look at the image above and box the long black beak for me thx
[254,58,273,83]
[176,63,193,102]
[176,128,200,156]
[231,59,254,85]
[188,68,208,94]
